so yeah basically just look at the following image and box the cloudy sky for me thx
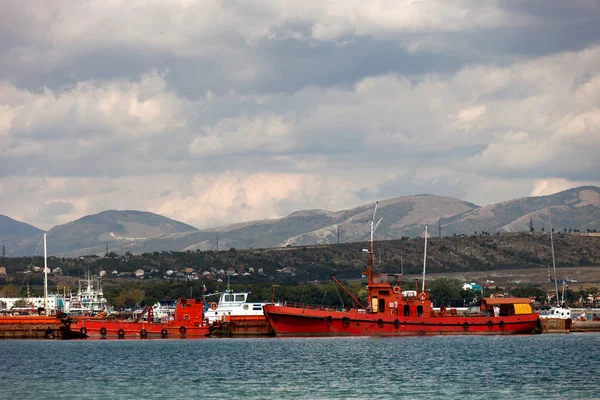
[1,0,600,230]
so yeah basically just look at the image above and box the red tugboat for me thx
[263,203,541,337]
[68,298,212,339]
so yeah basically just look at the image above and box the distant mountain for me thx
[3,186,600,257]
[442,186,600,235]
[0,215,43,256]
[10,210,198,257]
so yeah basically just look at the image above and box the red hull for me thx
[68,298,212,339]
[264,305,541,336]
[71,319,211,339]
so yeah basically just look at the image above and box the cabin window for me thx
[417,305,423,317]
[403,305,410,316]
[253,306,262,310]
[379,299,385,313]
[235,295,245,302]
[225,295,234,302]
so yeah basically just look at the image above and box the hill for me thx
[1,186,599,257]
[0,215,43,255]
[9,210,198,257]
[443,186,600,234]
[2,233,599,287]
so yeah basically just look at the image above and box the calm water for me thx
[1,334,599,399]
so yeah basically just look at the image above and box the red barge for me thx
[264,203,541,337]
[68,298,212,339]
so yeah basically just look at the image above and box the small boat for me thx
[68,298,212,339]
[263,202,541,337]
[538,211,572,333]
[207,289,274,337]
[0,234,73,339]
[570,310,600,332]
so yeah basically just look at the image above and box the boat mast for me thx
[548,209,560,306]
[367,202,382,285]
[44,233,48,312]
[421,226,428,292]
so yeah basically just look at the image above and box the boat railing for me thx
[282,302,351,312]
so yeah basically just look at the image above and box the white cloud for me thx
[457,105,486,122]
[1,2,600,230]
[189,114,294,156]
[2,71,188,139]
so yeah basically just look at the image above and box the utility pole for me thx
[439,219,442,238]
[337,226,340,244]
[530,217,534,232]
[216,233,219,252]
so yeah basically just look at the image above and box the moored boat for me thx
[68,298,212,339]
[539,306,572,333]
[0,314,72,339]
[263,202,541,337]
[207,290,274,337]
[0,234,76,339]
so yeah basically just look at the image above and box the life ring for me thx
[80,326,87,336]
[100,327,107,336]
[183,314,191,322]
[161,328,168,338]
[341,317,350,327]
[487,320,493,328]
[179,326,186,335]
[393,319,400,329]
[117,328,125,338]
[393,286,401,294]
[377,318,384,328]
[209,302,218,310]
[418,292,426,301]
[325,316,332,324]
[140,329,148,338]
[45,328,55,339]
[499,320,505,330]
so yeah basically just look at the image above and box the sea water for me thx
[1,334,599,399]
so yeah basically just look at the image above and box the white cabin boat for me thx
[205,290,271,324]
[67,273,109,316]
[540,306,571,320]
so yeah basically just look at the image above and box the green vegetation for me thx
[1,233,598,309]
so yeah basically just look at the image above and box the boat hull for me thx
[211,315,274,337]
[70,318,211,339]
[539,318,571,334]
[0,315,70,339]
[264,305,541,336]
[570,320,600,332]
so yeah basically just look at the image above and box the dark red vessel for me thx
[264,203,541,337]
[68,298,212,339]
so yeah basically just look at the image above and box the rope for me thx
[320,291,327,306]
[334,284,345,308]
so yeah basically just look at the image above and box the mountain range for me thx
[1,186,599,257]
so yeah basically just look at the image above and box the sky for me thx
[1,0,600,230]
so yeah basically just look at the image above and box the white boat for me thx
[205,290,270,324]
[540,306,571,320]
[538,213,572,333]
[66,272,109,316]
